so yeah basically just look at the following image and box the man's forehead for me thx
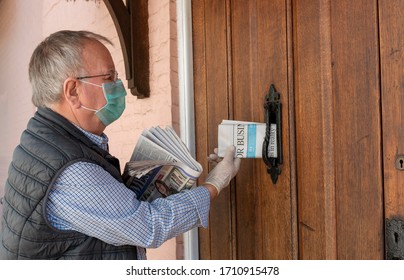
[81,40,115,71]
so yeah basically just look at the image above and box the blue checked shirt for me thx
[46,127,210,260]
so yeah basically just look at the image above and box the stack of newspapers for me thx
[123,126,202,202]
[124,120,266,201]
[218,120,266,158]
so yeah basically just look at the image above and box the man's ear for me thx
[63,78,80,109]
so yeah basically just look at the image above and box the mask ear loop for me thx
[78,80,108,112]
[81,104,98,112]
[80,80,103,88]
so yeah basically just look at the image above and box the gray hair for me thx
[29,30,113,107]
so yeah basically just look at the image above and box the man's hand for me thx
[204,146,241,195]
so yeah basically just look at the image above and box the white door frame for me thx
[177,0,199,260]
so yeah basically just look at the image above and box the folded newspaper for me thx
[123,126,202,202]
[218,120,266,158]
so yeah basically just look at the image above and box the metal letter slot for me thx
[262,84,283,184]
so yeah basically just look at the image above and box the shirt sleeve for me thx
[46,161,211,248]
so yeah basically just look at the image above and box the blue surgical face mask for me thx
[80,79,127,126]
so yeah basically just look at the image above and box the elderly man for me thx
[0,30,240,260]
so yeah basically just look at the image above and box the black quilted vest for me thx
[1,108,138,259]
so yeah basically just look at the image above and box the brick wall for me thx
[0,0,41,218]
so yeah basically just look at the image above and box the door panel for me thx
[380,0,404,218]
[379,0,404,259]
[193,0,296,260]
[293,0,336,259]
[192,0,234,259]
[294,0,384,259]
[331,0,383,259]
[231,0,295,260]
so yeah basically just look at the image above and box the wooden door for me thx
[380,0,404,260]
[192,0,404,259]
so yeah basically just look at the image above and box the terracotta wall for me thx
[0,0,179,260]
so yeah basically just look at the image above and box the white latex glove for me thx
[207,148,221,163]
[204,146,241,194]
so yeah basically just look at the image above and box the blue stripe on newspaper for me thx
[247,124,256,158]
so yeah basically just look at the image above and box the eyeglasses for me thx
[76,71,118,82]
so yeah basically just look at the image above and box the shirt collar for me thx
[73,124,109,151]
